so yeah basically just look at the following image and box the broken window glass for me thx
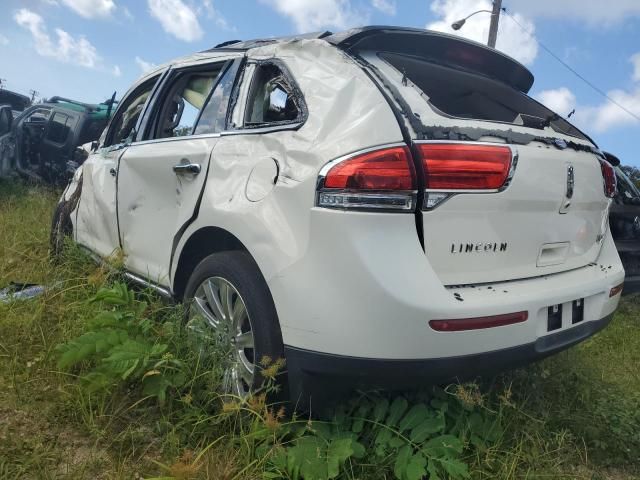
[381,52,588,140]
[155,68,222,139]
[245,64,301,126]
[194,61,240,135]
[106,76,159,147]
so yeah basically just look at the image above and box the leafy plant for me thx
[247,388,502,480]
[56,283,187,402]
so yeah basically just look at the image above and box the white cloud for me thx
[631,53,640,83]
[60,0,116,18]
[536,88,577,116]
[505,0,640,25]
[0,34,9,46]
[372,0,396,15]
[148,0,203,42]
[426,0,538,65]
[112,65,121,76]
[121,6,134,20]
[135,56,157,73]
[537,54,640,133]
[260,0,368,33]
[201,0,232,30]
[576,89,640,133]
[15,8,100,68]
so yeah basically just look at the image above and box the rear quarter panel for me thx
[171,39,404,324]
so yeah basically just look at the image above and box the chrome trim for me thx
[314,142,414,212]
[128,132,222,147]
[317,142,408,180]
[415,140,519,210]
[566,164,575,199]
[316,190,418,211]
[124,271,173,299]
[173,162,202,175]
[78,245,174,299]
[221,122,305,136]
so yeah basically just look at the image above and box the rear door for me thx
[117,57,241,286]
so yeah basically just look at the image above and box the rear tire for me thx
[183,251,286,401]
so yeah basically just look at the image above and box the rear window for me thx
[381,52,587,140]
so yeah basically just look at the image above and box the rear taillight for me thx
[600,159,617,198]
[317,146,417,211]
[417,143,513,189]
[416,143,513,209]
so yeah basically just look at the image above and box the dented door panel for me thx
[74,147,123,258]
[117,137,217,285]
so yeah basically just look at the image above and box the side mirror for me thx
[0,105,13,136]
[91,141,99,152]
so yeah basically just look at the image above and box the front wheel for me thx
[183,251,286,400]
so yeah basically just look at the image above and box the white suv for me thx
[53,27,624,402]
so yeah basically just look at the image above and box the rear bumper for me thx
[286,313,614,396]
[269,210,624,360]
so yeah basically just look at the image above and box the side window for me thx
[47,112,76,144]
[106,76,159,147]
[25,108,51,123]
[244,63,302,126]
[154,67,222,139]
[194,61,240,135]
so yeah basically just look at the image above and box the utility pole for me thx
[487,0,502,48]
[29,89,39,103]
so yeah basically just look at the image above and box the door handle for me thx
[173,162,201,175]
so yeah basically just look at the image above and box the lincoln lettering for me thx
[451,242,508,254]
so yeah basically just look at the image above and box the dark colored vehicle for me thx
[0,96,115,183]
[0,89,31,116]
[606,152,640,294]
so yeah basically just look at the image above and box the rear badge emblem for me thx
[566,165,575,199]
[451,242,508,254]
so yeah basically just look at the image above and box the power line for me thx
[502,7,640,123]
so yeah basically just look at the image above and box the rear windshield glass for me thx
[380,52,587,140]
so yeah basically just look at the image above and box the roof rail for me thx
[206,31,333,51]
[214,39,242,48]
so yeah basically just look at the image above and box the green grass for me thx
[0,178,639,479]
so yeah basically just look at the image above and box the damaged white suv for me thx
[53,27,624,403]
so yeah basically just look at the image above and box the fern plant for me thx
[251,388,501,480]
[56,283,187,403]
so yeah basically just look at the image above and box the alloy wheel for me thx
[187,276,255,398]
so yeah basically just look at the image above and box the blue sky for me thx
[1,0,640,166]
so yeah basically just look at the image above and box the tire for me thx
[183,251,286,401]
[49,201,72,260]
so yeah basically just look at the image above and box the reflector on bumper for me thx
[429,311,528,332]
